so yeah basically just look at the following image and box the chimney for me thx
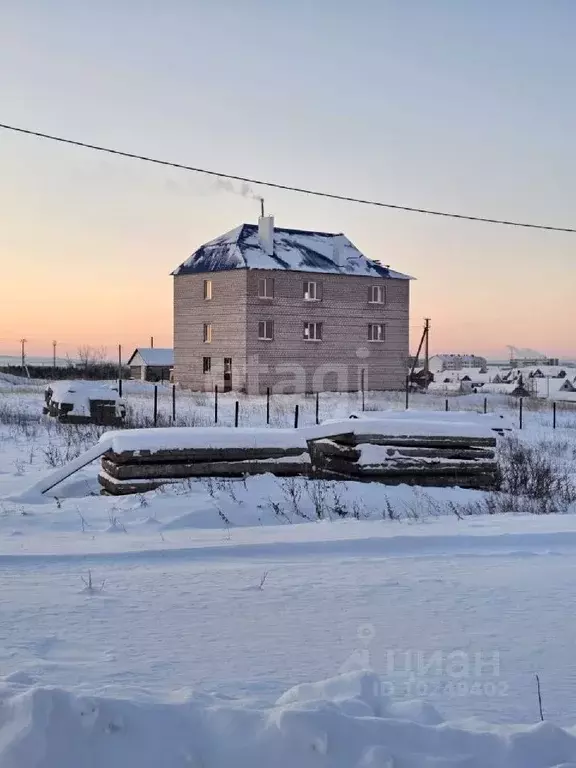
[258,215,274,256]
[332,234,346,267]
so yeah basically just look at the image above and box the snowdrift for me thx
[1,671,576,768]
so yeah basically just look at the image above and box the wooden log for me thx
[357,446,496,460]
[98,473,168,495]
[309,466,497,490]
[106,445,307,465]
[335,434,497,449]
[308,438,494,463]
[101,455,311,480]
[306,439,361,461]
[356,464,498,478]
[358,459,497,472]
[319,454,497,479]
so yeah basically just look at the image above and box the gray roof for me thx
[127,348,174,366]
[172,223,411,279]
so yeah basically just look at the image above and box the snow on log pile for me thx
[307,414,501,490]
[97,412,506,494]
[98,427,312,494]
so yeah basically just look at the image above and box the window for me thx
[258,277,274,299]
[204,280,212,300]
[303,322,323,341]
[369,285,385,304]
[368,323,385,342]
[202,356,211,373]
[258,320,274,340]
[203,323,212,343]
[303,281,321,301]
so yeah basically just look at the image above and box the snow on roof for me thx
[172,223,412,279]
[47,381,120,401]
[518,365,569,377]
[127,348,174,366]
[47,381,123,415]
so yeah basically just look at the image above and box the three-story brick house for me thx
[172,216,411,393]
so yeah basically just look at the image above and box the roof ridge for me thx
[243,223,344,238]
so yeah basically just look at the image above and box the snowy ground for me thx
[1,378,576,766]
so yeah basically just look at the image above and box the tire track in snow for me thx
[1,530,576,569]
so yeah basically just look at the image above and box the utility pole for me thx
[52,340,57,369]
[408,317,432,390]
[423,318,431,376]
[20,338,27,370]
[150,336,154,349]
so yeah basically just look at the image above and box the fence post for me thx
[214,385,218,424]
[235,400,239,428]
[519,397,523,429]
[361,368,365,412]
[405,376,410,410]
[266,387,270,425]
[445,398,449,412]
[294,404,299,429]
[172,384,176,423]
[153,385,158,426]
[117,344,123,397]
[553,401,556,430]
[483,397,487,414]
[315,391,320,425]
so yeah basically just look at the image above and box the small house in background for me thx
[528,366,567,379]
[127,348,174,382]
[428,354,488,375]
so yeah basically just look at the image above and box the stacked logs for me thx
[99,444,311,495]
[307,431,498,490]
[97,415,503,495]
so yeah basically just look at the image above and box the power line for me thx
[1,121,575,233]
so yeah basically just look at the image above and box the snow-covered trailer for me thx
[43,381,126,426]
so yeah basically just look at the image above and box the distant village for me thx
[416,353,576,402]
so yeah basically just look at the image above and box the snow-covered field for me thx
[1,377,576,767]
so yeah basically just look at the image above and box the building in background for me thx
[428,354,487,375]
[127,348,173,382]
[172,216,412,393]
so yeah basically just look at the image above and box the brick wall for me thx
[173,271,248,391]
[174,269,410,393]
[245,270,409,393]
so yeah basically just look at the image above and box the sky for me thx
[1,0,575,361]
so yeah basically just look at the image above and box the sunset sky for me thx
[1,0,575,361]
